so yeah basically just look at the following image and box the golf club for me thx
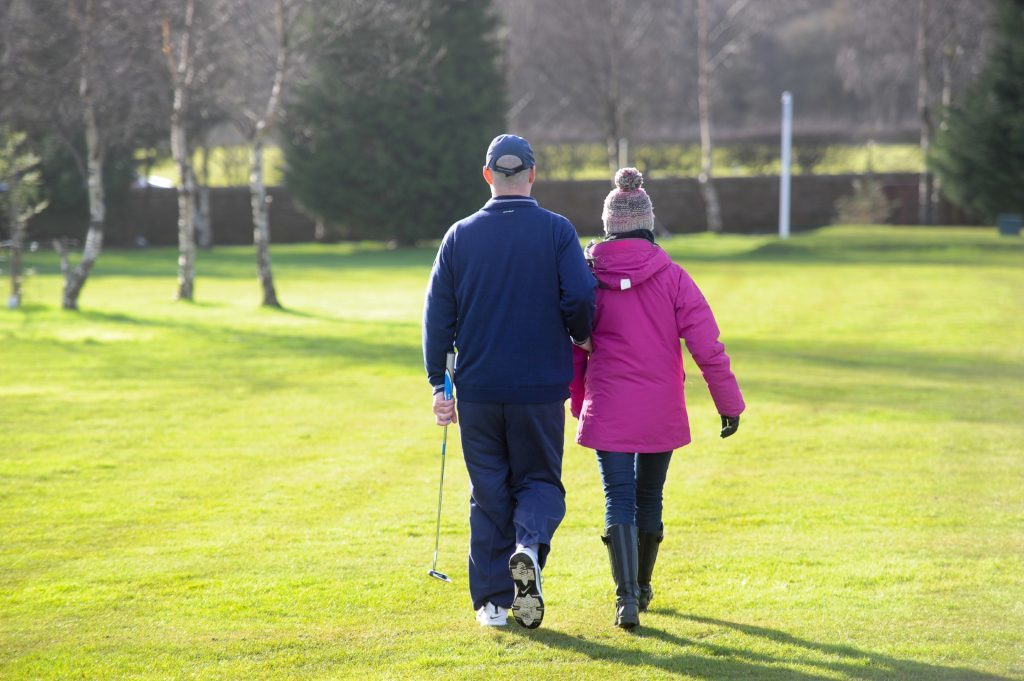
[428,352,456,583]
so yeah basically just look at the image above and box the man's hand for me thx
[720,415,740,438]
[433,392,458,426]
[574,337,593,353]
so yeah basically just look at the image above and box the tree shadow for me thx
[663,230,1024,268]
[40,308,424,382]
[38,244,440,279]
[499,611,1014,680]
[663,610,1015,680]
[720,337,1023,424]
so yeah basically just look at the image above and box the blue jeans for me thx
[595,451,673,533]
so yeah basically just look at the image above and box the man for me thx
[422,134,596,628]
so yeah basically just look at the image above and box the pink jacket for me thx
[569,238,744,452]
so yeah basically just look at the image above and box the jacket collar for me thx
[483,195,538,210]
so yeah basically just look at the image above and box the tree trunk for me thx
[6,175,22,310]
[314,218,327,242]
[250,140,280,308]
[243,0,289,309]
[916,0,933,226]
[53,239,71,283]
[933,34,956,224]
[195,143,212,249]
[164,0,197,301]
[63,0,105,311]
[606,135,618,174]
[697,0,723,234]
[171,104,196,300]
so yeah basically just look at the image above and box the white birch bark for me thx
[250,140,280,307]
[164,0,197,301]
[195,143,212,249]
[697,0,723,234]
[62,0,106,310]
[245,0,290,309]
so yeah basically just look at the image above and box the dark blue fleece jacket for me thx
[423,195,596,404]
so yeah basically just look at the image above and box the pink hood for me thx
[589,238,672,290]
[570,238,744,452]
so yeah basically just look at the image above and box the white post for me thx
[779,91,793,239]
[618,137,628,169]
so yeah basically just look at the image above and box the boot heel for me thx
[637,529,663,613]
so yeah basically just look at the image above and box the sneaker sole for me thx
[509,551,543,629]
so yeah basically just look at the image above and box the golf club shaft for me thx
[430,354,456,575]
[431,424,447,570]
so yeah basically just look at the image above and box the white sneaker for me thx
[509,546,544,629]
[475,602,508,627]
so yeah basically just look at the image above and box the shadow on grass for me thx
[664,230,1024,268]
[50,309,425,386]
[35,308,1021,423]
[48,245,440,279]
[723,337,1023,424]
[501,611,1012,680]
[23,228,1023,282]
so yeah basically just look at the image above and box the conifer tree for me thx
[931,0,1024,221]
[283,0,506,244]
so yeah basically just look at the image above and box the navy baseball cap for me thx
[485,134,535,176]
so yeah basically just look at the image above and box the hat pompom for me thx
[614,167,644,192]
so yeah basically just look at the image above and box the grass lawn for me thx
[142,143,921,187]
[1,226,1022,679]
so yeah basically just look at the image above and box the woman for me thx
[569,168,745,630]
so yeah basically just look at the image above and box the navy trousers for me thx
[457,401,566,610]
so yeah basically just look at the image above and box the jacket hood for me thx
[587,238,672,290]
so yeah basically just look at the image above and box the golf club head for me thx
[428,569,452,583]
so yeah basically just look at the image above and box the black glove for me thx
[720,415,740,439]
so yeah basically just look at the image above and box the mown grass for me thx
[143,143,921,187]
[1,226,1022,680]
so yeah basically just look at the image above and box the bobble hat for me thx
[602,167,655,234]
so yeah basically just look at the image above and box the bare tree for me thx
[836,0,994,224]
[194,143,212,249]
[60,0,107,309]
[3,0,167,309]
[696,0,723,233]
[501,0,682,171]
[695,0,788,233]
[163,0,199,301]
[219,0,312,308]
[916,0,932,224]
[160,0,235,297]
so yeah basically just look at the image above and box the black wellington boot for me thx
[637,528,664,612]
[602,524,640,629]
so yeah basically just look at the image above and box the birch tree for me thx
[220,0,312,308]
[3,0,166,309]
[163,0,199,301]
[161,0,232,298]
[37,1,161,309]
[59,0,107,308]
